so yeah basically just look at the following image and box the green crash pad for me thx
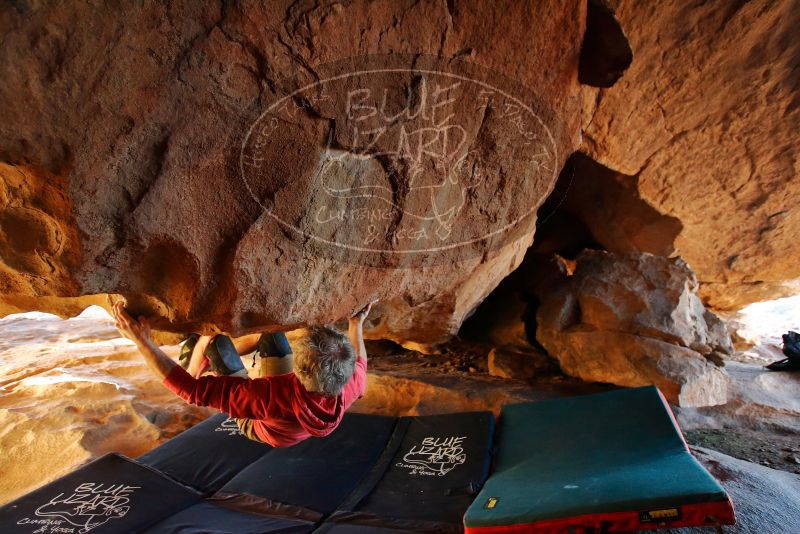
[464,386,734,532]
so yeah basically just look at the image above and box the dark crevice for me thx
[460,150,684,350]
[538,152,682,257]
[578,0,633,88]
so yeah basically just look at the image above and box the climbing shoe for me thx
[766,358,800,371]
[205,335,247,376]
[257,332,293,358]
[179,333,200,369]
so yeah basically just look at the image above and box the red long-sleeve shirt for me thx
[162,357,367,447]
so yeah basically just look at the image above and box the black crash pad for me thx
[212,413,398,518]
[312,522,414,533]
[141,501,314,534]
[326,411,494,532]
[0,453,202,534]
[138,412,270,495]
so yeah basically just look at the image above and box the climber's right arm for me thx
[112,301,177,380]
[112,302,269,419]
[161,367,271,419]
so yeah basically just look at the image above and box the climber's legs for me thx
[187,335,213,377]
[256,332,294,377]
[186,334,248,378]
[231,332,294,444]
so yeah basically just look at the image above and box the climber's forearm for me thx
[348,320,368,363]
[135,339,179,380]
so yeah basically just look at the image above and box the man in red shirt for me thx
[111,301,373,447]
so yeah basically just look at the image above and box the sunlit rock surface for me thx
[582,0,800,309]
[0,307,213,505]
[677,361,800,435]
[722,295,800,364]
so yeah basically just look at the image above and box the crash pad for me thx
[0,453,202,534]
[325,411,494,532]
[212,413,398,519]
[463,386,735,532]
[138,412,270,496]
[141,501,314,534]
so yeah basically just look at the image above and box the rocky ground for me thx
[658,447,800,534]
[675,359,800,475]
[685,429,800,475]
[0,306,798,533]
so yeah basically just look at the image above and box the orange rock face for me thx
[1,0,796,343]
[0,0,584,343]
[0,307,213,504]
[0,164,81,301]
[581,0,800,309]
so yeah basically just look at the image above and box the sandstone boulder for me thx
[487,347,556,381]
[677,360,800,435]
[536,250,732,406]
[582,0,800,309]
[542,153,683,257]
[0,0,584,345]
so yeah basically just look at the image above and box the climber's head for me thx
[293,325,356,396]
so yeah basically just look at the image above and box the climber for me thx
[110,300,375,447]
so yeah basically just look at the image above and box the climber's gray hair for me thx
[293,325,357,396]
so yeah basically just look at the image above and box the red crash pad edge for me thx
[463,498,736,533]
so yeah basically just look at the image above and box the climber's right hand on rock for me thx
[111,301,153,347]
[350,300,377,325]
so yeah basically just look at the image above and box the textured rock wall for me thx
[0,0,585,343]
[581,0,800,309]
[0,163,81,301]
[543,153,684,257]
[2,0,798,345]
